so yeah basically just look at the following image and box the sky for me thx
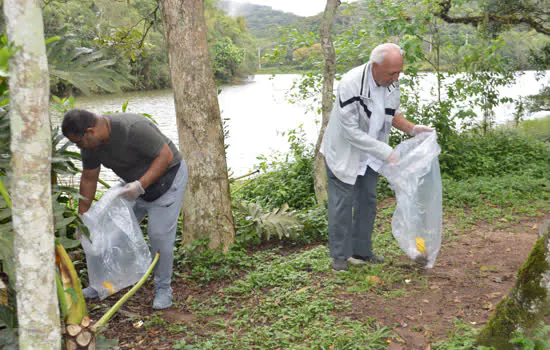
[230,0,356,17]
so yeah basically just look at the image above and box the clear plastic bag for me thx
[378,132,442,268]
[81,186,151,300]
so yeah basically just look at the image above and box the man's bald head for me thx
[370,43,404,87]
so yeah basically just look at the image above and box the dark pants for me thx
[326,162,379,260]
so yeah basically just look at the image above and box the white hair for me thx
[369,43,405,64]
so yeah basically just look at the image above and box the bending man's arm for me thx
[138,143,174,190]
[79,167,100,215]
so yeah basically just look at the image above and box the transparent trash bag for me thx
[378,132,442,268]
[81,186,151,300]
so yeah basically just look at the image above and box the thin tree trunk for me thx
[476,219,550,349]
[314,0,340,204]
[160,0,235,251]
[3,0,61,348]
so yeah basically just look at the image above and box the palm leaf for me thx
[47,36,130,95]
[241,202,302,240]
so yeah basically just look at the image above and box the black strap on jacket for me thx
[339,96,372,118]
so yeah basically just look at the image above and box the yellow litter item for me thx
[415,237,426,253]
[102,281,115,295]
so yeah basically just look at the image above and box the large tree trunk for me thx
[476,219,550,349]
[160,0,235,251]
[314,0,340,204]
[3,0,61,348]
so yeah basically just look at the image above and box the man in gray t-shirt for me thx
[62,109,188,309]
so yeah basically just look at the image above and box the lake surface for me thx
[74,72,549,183]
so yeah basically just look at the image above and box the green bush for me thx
[517,115,550,143]
[440,130,550,180]
[443,174,549,208]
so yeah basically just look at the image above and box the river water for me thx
[74,72,549,182]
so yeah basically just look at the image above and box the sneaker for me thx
[82,286,99,299]
[332,258,348,272]
[153,287,173,310]
[348,255,385,265]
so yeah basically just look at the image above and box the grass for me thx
[173,245,393,349]
[160,167,550,349]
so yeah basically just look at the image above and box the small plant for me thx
[510,322,550,350]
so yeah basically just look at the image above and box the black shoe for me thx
[348,254,385,265]
[332,258,348,272]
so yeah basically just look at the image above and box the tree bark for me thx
[160,0,235,251]
[476,219,550,349]
[314,0,341,204]
[3,0,61,348]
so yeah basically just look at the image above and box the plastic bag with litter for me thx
[81,186,151,300]
[378,132,442,268]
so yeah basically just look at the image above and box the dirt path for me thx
[365,215,546,349]
[92,214,548,349]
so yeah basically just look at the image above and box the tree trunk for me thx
[3,0,61,349]
[160,0,235,251]
[476,219,550,349]
[314,0,341,204]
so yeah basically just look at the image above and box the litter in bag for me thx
[378,132,442,268]
[81,186,151,300]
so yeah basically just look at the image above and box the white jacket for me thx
[320,62,401,185]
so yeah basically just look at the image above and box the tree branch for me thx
[437,0,549,35]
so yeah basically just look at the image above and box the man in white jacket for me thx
[320,43,432,272]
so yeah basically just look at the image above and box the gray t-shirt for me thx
[81,113,182,183]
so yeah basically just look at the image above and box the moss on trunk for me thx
[476,223,550,349]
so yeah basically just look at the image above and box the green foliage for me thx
[234,127,315,210]
[517,115,550,143]
[176,239,254,285]
[524,86,550,116]
[432,319,494,350]
[40,0,258,93]
[47,35,131,95]
[440,130,550,180]
[235,202,302,242]
[294,204,328,243]
[211,37,245,82]
[443,174,549,210]
[179,246,392,349]
[510,322,550,350]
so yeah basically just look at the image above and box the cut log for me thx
[65,339,78,350]
[476,219,550,349]
[66,324,82,337]
[76,329,93,346]
[80,316,90,328]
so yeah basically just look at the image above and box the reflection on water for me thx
[72,72,549,186]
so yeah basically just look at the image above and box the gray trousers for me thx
[133,160,187,291]
[326,162,379,260]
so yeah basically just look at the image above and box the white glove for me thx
[120,180,145,201]
[386,152,400,164]
[411,125,434,136]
